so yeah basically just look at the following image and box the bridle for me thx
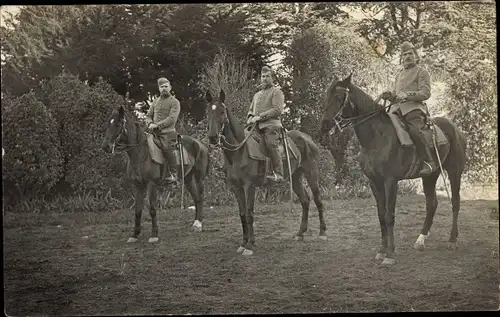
[211,102,257,152]
[109,117,146,154]
[327,86,392,135]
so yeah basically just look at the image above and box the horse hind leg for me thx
[414,171,440,251]
[186,174,203,232]
[304,165,327,240]
[292,169,310,241]
[446,167,462,250]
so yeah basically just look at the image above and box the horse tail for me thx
[194,138,210,179]
[433,117,467,173]
[287,130,320,161]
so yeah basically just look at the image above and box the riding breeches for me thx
[157,131,178,168]
[260,126,284,175]
[403,109,435,162]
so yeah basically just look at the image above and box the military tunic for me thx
[247,86,285,129]
[145,95,181,150]
[391,64,431,116]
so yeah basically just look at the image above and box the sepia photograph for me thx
[2,2,498,314]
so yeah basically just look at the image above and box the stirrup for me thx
[420,161,436,175]
[266,172,285,183]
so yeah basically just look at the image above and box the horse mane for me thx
[347,83,383,114]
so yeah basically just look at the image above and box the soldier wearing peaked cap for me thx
[145,77,181,185]
[246,66,286,183]
[381,41,437,176]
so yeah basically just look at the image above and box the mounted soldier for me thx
[145,77,181,185]
[381,41,436,176]
[246,66,286,183]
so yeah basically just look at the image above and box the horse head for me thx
[205,89,228,146]
[321,73,355,136]
[101,105,128,154]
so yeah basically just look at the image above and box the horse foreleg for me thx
[243,183,256,256]
[370,180,387,260]
[292,169,310,240]
[147,182,159,243]
[129,184,146,243]
[231,186,248,253]
[414,172,440,250]
[382,179,398,266]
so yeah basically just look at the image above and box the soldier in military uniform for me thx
[145,77,181,185]
[382,41,437,176]
[247,66,286,183]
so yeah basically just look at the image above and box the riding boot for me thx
[419,128,438,176]
[266,147,286,183]
[163,149,180,186]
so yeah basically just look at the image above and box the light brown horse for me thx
[206,89,327,256]
[321,74,467,266]
[101,106,210,242]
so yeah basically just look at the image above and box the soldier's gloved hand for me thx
[381,91,393,100]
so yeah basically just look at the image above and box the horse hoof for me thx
[375,253,386,260]
[192,220,203,232]
[294,235,304,241]
[127,237,138,243]
[148,237,159,243]
[236,246,246,253]
[447,242,457,250]
[318,235,328,241]
[414,242,425,251]
[242,249,254,256]
[381,257,396,266]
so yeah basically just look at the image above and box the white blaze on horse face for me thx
[110,119,114,124]
[211,104,217,110]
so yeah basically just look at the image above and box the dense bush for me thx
[2,92,64,202]
[38,72,128,197]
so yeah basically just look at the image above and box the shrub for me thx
[39,72,128,197]
[2,92,64,203]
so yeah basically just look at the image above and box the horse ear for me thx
[219,89,225,103]
[205,91,213,103]
[346,73,353,84]
[118,106,125,119]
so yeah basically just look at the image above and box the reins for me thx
[215,103,258,152]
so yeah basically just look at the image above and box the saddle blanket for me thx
[387,113,448,147]
[245,130,300,161]
[147,134,192,166]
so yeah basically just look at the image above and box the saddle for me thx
[146,133,193,166]
[244,128,300,162]
[387,112,450,179]
[387,112,448,147]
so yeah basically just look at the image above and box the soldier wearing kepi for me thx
[382,41,437,176]
[247,66,286,183]
[145,77,181,185]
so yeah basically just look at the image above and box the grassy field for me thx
[3,188,499,314]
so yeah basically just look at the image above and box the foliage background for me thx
[1,3,496,211]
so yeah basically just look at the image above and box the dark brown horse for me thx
[320,74,467,266]
[101,106,210,242]
[206,89,327,256]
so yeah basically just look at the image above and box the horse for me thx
[205,89,327,256]
[320,74,467,266]
[101,105,210,242]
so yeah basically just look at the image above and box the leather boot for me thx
[419,128,438,176]
[266,147,286,183]
[163,149,180,186]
